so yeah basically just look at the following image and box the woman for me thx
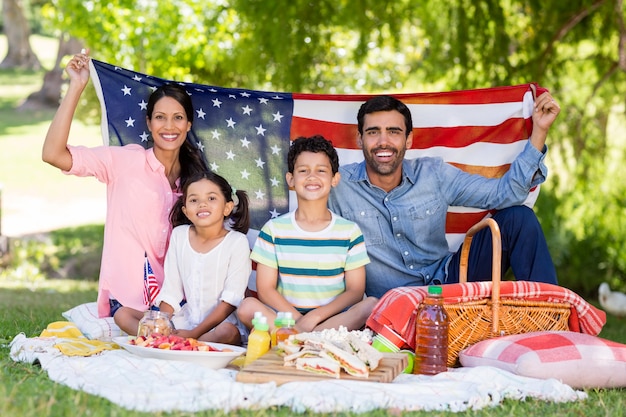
[42,49,207,335]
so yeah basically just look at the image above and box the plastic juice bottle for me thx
[413,285,449,375]
[244,316,270,366]
[270,312,285,347]
[275,312,298,345]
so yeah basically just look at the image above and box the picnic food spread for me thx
[279,331,383,378]
[236,327,408,384]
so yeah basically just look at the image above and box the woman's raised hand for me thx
[66,48,91,86]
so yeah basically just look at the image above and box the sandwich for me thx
[283,349,320,367]
[293,333,327,350]
[279,329,382,378]
[278,332,326,353]
[295,356,341,378]
[347,333,383,371]
[276,339,303,356]
[319,342,369,378]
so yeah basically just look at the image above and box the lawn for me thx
[1,35,625,416]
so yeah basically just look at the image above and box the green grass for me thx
[1,277,625,417]
[1,34,626,416]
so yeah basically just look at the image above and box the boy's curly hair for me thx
[287,135,339,174]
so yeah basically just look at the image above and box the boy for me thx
[237,135,378,333]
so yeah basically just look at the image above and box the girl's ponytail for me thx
[228,189,250,234]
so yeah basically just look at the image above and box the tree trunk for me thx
[18,35,82,111]
[0,0,41,70]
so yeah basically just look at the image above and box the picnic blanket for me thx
[367,282,607,350]
[38,321,120,356]
[10,331,585,413]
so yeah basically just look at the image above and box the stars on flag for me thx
[92,59,291,230]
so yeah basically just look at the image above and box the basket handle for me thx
[458,217,502,335]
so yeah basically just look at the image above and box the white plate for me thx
[113,336,246,369]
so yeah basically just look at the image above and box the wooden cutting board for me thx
[236,348,408,385]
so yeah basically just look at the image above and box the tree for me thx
[1,0,41,69]
[40,0,626,294]
[18,33,82,110]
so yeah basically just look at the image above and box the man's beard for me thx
[363,146,405,176]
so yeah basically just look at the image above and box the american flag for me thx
[143,254,160,306]
[90,59,543,251]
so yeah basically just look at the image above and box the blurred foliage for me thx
[13,0,626,297]
[48,224,104,279]
[0,239,48,288]
[0,225,103,282]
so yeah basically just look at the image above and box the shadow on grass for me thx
[0,101,56,136]
[0,69,58,136]
[0,67,101,137]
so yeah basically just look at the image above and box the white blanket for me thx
[10,333,585,413]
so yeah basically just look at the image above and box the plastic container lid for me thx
[254,316,269,331]
[252,311,264,327]
[282,312,295,326]
[428,285,443,295]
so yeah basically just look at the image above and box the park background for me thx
[1,0,624,298]
[0,1,625,416]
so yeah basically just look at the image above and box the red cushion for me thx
[459,331,626,388]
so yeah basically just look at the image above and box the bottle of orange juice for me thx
[275,312,297,344]
[244,315,270,366]
[270,311,286,347]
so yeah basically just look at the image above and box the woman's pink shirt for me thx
[65,144,179,317]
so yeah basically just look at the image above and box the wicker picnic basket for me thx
[443,218,571,367]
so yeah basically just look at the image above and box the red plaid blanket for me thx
[366,282,606,350]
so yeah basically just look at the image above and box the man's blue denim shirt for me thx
[328,141,548,298]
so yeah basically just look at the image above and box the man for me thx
[328,92,560,299]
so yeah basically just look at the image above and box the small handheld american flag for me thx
[143,253,160,306]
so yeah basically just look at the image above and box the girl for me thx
[41,49,208,335]
[155,171,252,345]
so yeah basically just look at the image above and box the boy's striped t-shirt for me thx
[251,211,370,309]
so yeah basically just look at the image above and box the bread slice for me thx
[283,349,319,366]
[295,357,340,378]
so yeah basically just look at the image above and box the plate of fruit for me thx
[113,334,246,369]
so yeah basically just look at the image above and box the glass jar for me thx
[137,310,174,338]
